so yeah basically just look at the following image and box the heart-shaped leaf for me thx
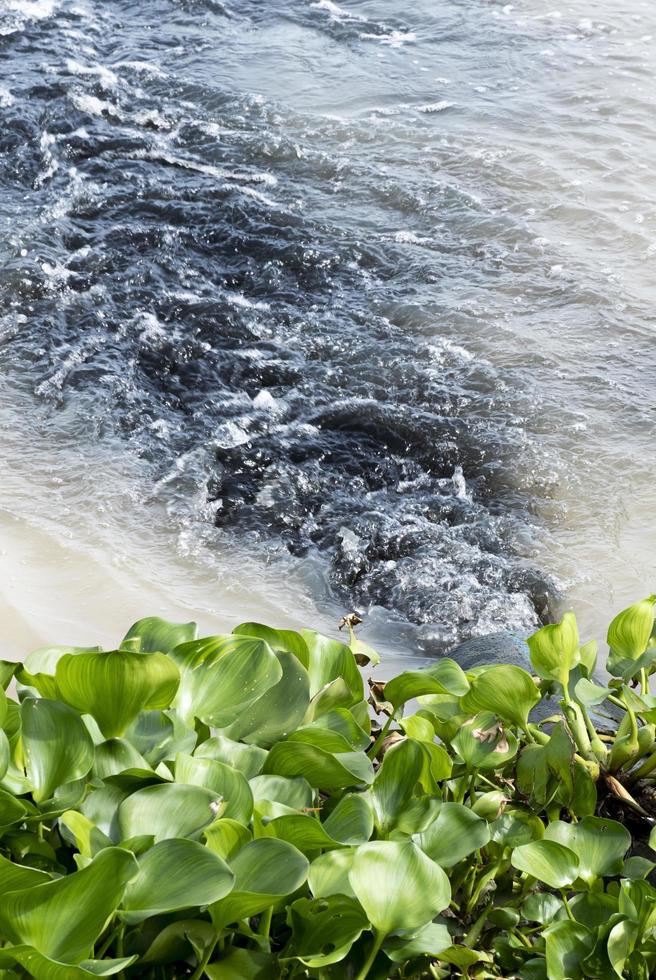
[348,841,451,936]
[452,711,518,770]
[121,617,197,653]
[21,699,94,803]
[210,838,308,930]
[117,782,220,842]
[171,636,282,728]
[0,847,138,961]
[284,894,370,966]
[220,652,310,747]
[120,838,234,922]
[232,623,310,668]
[528,613,579,688]
[511,839,579,889]
[371,738,424,836]
[384,660,469,710]
[55,650,180,738]
[416,803,490,868]
[263,742,374,791]
[175,754,253,824]
[194,736,267,779]
[544,817,631,884]
[460,665,540,731]
[1,947,136,979]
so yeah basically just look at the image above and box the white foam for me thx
[361,30,417,47]
[417,101,454,113]
[312,0,364,23]
[394,230,432,245]
[66,59,119,90]
[0,87,14,107]
[70,92,118,117]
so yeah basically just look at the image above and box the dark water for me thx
[2,0,655,652]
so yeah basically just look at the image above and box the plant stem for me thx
[355,931,383,980]
[561,892,575,922]
[641,668,649,696]
[189,936,219,980]
[368,716,393,758]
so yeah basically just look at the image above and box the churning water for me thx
[0,0,654,657]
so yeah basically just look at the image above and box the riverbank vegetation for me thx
[0,599,655,978]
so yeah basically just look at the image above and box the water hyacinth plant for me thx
[0,600,654,978]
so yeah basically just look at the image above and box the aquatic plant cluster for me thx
[0,601,656,979]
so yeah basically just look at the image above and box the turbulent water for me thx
[1,0,655,654]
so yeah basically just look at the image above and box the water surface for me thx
[0,0,654,657]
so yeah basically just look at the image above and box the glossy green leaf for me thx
[21,699,94,803]
[0,848,138,961]
[1,948,136,979]
[544,817,631,884]
[117,782,220,842]
[528,612,579,687]
[210,838,308,930]
[121,616,197,653]
[120,838,234,922]
[205,949,279,980]
[93,739,151,780]
[194,735,267,779]
[58,810,112,858]
[204,819,252,860]
[249,774,313,810]
[384,922,452,963]
[284,894,369,966]
[511,839,579,889]
[300,630,363,702]
[232,623,309,667]
[323,793,373,845]
[544,920,594,980]
[0,854,51,892]
[55,650,180,738]
[308,848,357,899]
[460,665,541,730]
[175,753,253,824]
[171,635,282,728]
[607,596,656,663]
[220,651,311,747]
[416,803,490,868]
[140,919,216,966]
[452,711,518,770]
[384,659,469,710]
[371,738,424,835]
[348,841,451,936]
[263,741,374,791]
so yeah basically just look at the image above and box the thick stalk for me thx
[354,931,384,980]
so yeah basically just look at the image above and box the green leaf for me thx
[121,616,197,653]
[284,895,370,967]
[93,739,151,780]
[120,838,234,922]
[0,847,138,962]
[544,920,594,980]
[175,754,253,824]
[460,665,541,730]
[300,630,363,702]
[204,819,253,861]
[416,803,490,868]
[490,808,544,847]
[0,787,28,832]
[249,774,313,810]
[384,922,452,963]
[140,919,216,966]
[511,840,579,889]
[0,854,51,892]
[574,678,611,707]
[371,738,424,835]
[348,841,451,936]
[194,736,267,779]
[21,699,94,803]
[58,811,112,858]
[205,949,279,980]
[452,711,518,770]
[608,597,656,663]
[522,893,563,925]
[263,742,374,791]
[221,652,311,748]
[117,782,220,842]
[55,650,180,738]
[323,793,373,845]
[528,613,579,688]
[384,660,470,710]
[308,848,357,899]
[210,838,308,930]
[607,918,638,978]
[171,635,282,728]
[232,623,310,668]
[0,948,136,979]
[544,817,631,884]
